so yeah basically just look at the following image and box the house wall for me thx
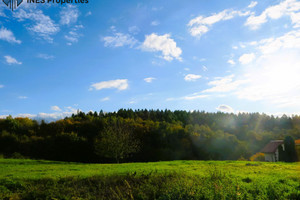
[275,149,279,161]
[296,145,300,161]
[265,153,275,162]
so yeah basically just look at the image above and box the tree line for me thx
[0,109,299,163]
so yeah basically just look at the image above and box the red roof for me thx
[295,139,300,145]
[261,140,284,153]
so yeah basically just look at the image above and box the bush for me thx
[11,152,26,159]
[250,152,265,161]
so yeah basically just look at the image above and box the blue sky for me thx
[1,0,300,120]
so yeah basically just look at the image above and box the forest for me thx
[0,109,299,163]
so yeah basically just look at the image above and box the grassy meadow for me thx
[0,159,299,199]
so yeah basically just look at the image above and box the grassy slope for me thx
[1,159,299,179]
[0,159,299,199]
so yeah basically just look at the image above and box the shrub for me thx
[250,152,265,161]
[11,152,26,159]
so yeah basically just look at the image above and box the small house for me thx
[295,139,300,160]
[261,140,285,162]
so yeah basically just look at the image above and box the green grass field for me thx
[0,159,299,199]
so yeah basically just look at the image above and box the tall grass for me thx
[0,159,299,199]
[1,169,299,199]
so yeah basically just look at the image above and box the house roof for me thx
[261,140,284,153]
[295,139,300,145]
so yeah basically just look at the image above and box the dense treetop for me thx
[0,109,299,163]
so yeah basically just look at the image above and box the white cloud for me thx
[128,26,140,35]
[144,77,156,83]
[216,105,234,113]
[13,9,60,42]
[202,66,208,71]
[151,21,160,26]
[166,98,175,101]
[64,25,84,45]
[203,75,248,93]
[51,106,62,112]
[142,33,182,61]
[4,56,22,65]
[65,31,81,44]
[239,53,255,64]
[152,7,163,11]
[37,54,55,60]
[183,94,209,100]
[257,30,300,54]
[245,14,267,30]
[227,59,236,65]
[193,57,206,62]
[184,74,202,81]
[101,97,110,102]
[18,96,28,99]
[0,27,21,44]
[0,6,7,17]
[188,9,250,37]
[248,1,258,8]
[85,11,92,17]
[0,85,4,88]
[0,107,79,122]
[65,106,77,112]
[60,5,80,25]
[102,33,137,48]
[16,114,37,118]
[129,100,137,104]
[35,110,76,122]
[90,79,129,91]
[245,0,300,30]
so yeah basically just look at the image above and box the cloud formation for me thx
[13,9,60,42]
[183,94,209,100]
[216,105,234,113]
[102,32,138,48]
[0,27,22,44]
[142,33,182,61]
[151,21,160,26]
[60,5,79,25]
[144,77,156,83]
[37,54,55,60]
[90,79,129,91]
[227,59,236,65]
[101,97,110,102]
[203,75,248,93]
[256,30,300,55]
[51,106,62,112]
[184,74,202,81]
[245,0,300,30]
[4,56,22,65]
[0,107,79,122]
[239,53,255,64]
[188,9,250,37]
[64,24,84,45]
[128,26,140,35]
[248,1,258,8]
